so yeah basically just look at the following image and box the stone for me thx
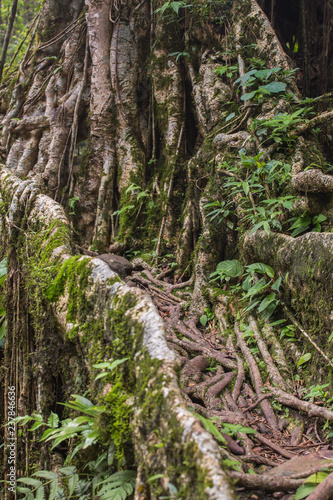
[97,254,133,278]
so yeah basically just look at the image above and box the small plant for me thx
[169,51,190,62]
[155,1,189,17]
[288,213,327,237]
[252,108,307,147]
[200,308,215,327]
[203,199,234,228]
[301,383,333,404]
[297,352,312,368]
[210,260,282,320]
[112,183,153,218]
[280,324,296,341]
[68,196,79,215]
[234,66,287,102]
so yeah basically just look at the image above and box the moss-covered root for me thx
[243,229,333,384]
[0,167,234,499]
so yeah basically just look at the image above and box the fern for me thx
[12,372,136,500]
[16,467,136,500]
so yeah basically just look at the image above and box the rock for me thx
[267,451,333,478]
[97,254,133,278]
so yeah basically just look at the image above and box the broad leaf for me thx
[262,81,286,93]
[297,353,311,367]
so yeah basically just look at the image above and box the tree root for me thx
[229,470,304,492]
[268,386,333,421]
[248,316,288,390]
[234,323,278,431]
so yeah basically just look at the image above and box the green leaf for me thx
[328,331,333,342]
[40,428,58,441]
[242,182,249,196]
[312,214,327,224]
[235,69,257,86]
[304,472,328,484]
[29,421,44,432]
[16,487,32,494]
[262,81,286,93]
[0,320,6,340]
[47,412,59,429]
[216,260,244,278]
[33,471,58,480]
[94,372,109,381]
[271,277,282,291]
[246,263,274,278]
[200,315,208,326]
[49,479,58,500]
[36,485,45,500]
[0,258,7,279]
[68,473,79,498]
[58,466,76,476]
[137,191,148,200]
[17,478,43,487]
[241,90,256,101]
[225,112,236,122]
[295,483,317,500]
[243,278,268,298]
[263,221,270,235]
[258,293,276,313]
[147,474,165,483]
[192,413,227,444]
[262,301,278,320]
[289,215,311,230]
[243,299,261,313]
[297,353,312,367]
[93,358,128,371]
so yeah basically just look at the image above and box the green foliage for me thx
[199,307,215,326]
[297,352,312,368]
[112,183,153,221]
[300,383,333,405]
[252,108,307,148]
[93,358,129,381]
[280,323,296,341]
[288,213,327,237]
[213,151,299,237]
[0,0,42,77]
[68,196,80,216]
[203,199,234,228]
[192,413,227,445]
[294,471,329,500]
[210,260,281,320]
[232,64,296,103]
[10,387,136,500]
[156,1,187,15]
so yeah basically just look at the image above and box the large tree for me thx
[1,0,333,498]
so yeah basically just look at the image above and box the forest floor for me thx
[120,257,333,499]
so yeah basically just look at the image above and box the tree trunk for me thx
[1,0,333,498]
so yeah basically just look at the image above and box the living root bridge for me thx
[0,165,233,499]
